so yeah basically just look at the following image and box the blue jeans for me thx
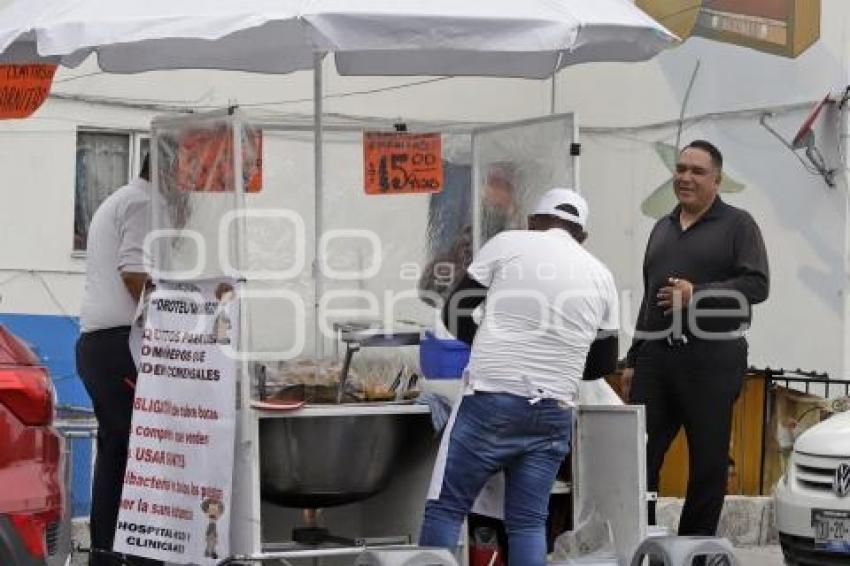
[420,392,572,566]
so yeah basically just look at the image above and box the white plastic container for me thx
[420,377,463,402]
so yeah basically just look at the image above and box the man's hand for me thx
[657,277,693,314]
[620,367,634,402]
[121,271,149,302]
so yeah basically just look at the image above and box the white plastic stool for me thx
[354,547,458,566]
[629,535,739,566]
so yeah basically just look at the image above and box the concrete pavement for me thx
[735,545,785,565]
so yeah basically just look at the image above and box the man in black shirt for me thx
[623,140,769,537]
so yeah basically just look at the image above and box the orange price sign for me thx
[0,64,57,119]
[363,132,443,195]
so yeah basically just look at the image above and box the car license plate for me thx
[813,509,850,553]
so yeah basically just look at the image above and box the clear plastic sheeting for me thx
[473,115,575,248]
[318,128,469,342]
[149,109,575,401]
[151,111,258,279]
[256,350,419,404]
[418,146,473,305]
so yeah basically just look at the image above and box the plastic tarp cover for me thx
[152,114,259,278]
[474,115,575,249]
[151,113,472,381]
[150,111,575,399]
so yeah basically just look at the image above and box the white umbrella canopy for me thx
[0,0,312,71]
[0,0,677,77]
[308,0,679,77]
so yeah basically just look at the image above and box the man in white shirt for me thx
[75,155,159,566]
[420,188,619,566]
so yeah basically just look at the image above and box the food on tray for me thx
[257,357,420,404]
[364,386,395,402]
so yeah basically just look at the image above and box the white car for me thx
[775,410,850,565]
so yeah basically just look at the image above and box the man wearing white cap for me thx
[420,188,620,566]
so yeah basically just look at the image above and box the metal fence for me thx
[755,368,850,493]
[55,415,98,518]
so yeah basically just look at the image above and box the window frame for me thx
[71,127,150,258]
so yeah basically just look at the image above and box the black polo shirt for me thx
[627,196,769,363]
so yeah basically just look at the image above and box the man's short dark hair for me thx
[562,220,586,244]
[683,139,723,171]
[528,214,586,244]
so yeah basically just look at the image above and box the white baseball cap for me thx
[532,188,588,229]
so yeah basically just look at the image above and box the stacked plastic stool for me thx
[629,535,739,566]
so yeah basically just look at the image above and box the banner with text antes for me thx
[114,279,239,564]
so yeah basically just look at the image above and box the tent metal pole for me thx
[550,70,556,115]
[314,51,325,360]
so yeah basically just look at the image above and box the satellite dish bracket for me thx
[760,95,836,188]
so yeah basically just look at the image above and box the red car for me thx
[0,324,71,565]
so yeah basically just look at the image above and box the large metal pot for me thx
[259,408,418,508]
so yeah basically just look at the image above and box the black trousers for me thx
[76,327,161,566]
[630,338,746,536]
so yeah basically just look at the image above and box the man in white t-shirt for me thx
[420,188,619,566]
[75,155,160,566]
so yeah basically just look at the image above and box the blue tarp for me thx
[0,313,87,407]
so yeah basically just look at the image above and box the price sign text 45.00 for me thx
[364,132,443,195]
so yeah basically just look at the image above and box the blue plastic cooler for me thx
[419,331,470,379]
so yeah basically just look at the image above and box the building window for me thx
[73,131,148,251]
